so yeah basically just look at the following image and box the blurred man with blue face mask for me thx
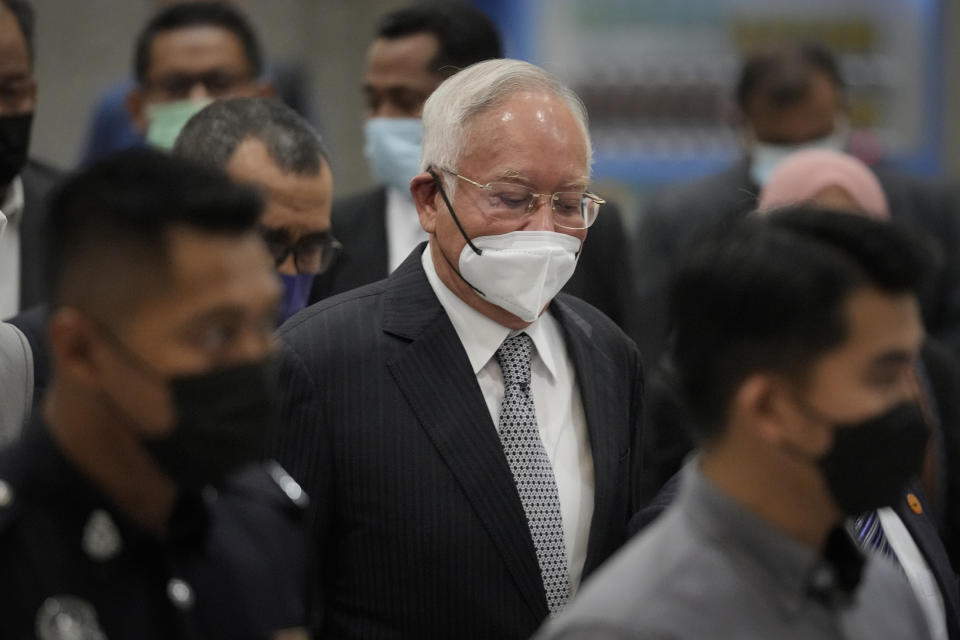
[125,1,273,151]
[309,2,503,303]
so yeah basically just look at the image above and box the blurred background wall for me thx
[27,0,960,219]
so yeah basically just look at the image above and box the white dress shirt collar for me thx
[420,243,560,380]
[1,176,24,224]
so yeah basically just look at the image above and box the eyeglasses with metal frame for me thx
[437,168,605,230]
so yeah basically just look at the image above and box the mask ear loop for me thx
[428,167,482,256]
[425,167,487,297]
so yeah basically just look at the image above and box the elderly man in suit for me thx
[272,58,644,638]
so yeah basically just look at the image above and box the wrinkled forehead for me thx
[459,91,591,170]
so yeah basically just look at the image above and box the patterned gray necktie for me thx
[495,332,570,613]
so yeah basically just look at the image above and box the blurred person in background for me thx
[123,1,273,152]
[634,42,960,370]
[4,1,274,409]
[313,1,640,335]
[0,0,62,319]
[540,208,934,639]
[638,148,960,640]
[174,97,339,325]
[80,0,314,165]
[0,149,310,639]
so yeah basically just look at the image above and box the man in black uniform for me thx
[0,149,310,639]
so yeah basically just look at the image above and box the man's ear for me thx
[411,171,441,234]
[729,373,790,446]
[48,307,105,391]
[126,87,149,133]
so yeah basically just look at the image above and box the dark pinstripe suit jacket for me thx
[273,244,645,639]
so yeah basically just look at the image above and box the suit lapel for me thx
[894,484,960,638]
[550,297,624,575]
[383,247,548,621]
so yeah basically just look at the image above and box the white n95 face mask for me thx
[458,230,581,323]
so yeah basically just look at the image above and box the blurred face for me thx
[89,228,280,437]
[0,6,34,117]
[364,33,444,118]
[128,25,264,131]
[413,91,590,326]
[226,138,335,275]
[747,71,844,146]
[776,287,924,486]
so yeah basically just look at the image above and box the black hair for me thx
[133,1,263,84]
[670,207,929,442]
[46,148,263,314]
[735,42,844,114]
[1,0,34,65]
[376,1,503,77]
[173,97,329,176]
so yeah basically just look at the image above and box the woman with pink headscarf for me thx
[756,147,889,219]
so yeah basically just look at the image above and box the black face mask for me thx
[817,402,929,515]
[93,321,277,490]
[0,112,33,187]
[141,358,278,490]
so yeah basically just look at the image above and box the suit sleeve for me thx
[632,194,682,369]
[267,339,331,634]
[628,335,647,517]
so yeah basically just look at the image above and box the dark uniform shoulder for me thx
[0,476,19,537]
[0,441,30,537]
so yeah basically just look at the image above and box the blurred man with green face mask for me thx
[125,1,273,150]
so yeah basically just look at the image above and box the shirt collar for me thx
[679,459,865,618]
[1,176,24,225]
[420,244,560,380]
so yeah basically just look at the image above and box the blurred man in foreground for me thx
[540,209,933,639]
[0,149,309,639]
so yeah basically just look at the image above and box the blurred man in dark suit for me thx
[635,42,960,369]
[0,0,61,318]
[273,58,644,639]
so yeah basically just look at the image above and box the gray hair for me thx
[420,58,591,188]
[173,97,329,176]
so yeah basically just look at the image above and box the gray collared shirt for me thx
[536,460,931,639]
[0,321,33,444]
